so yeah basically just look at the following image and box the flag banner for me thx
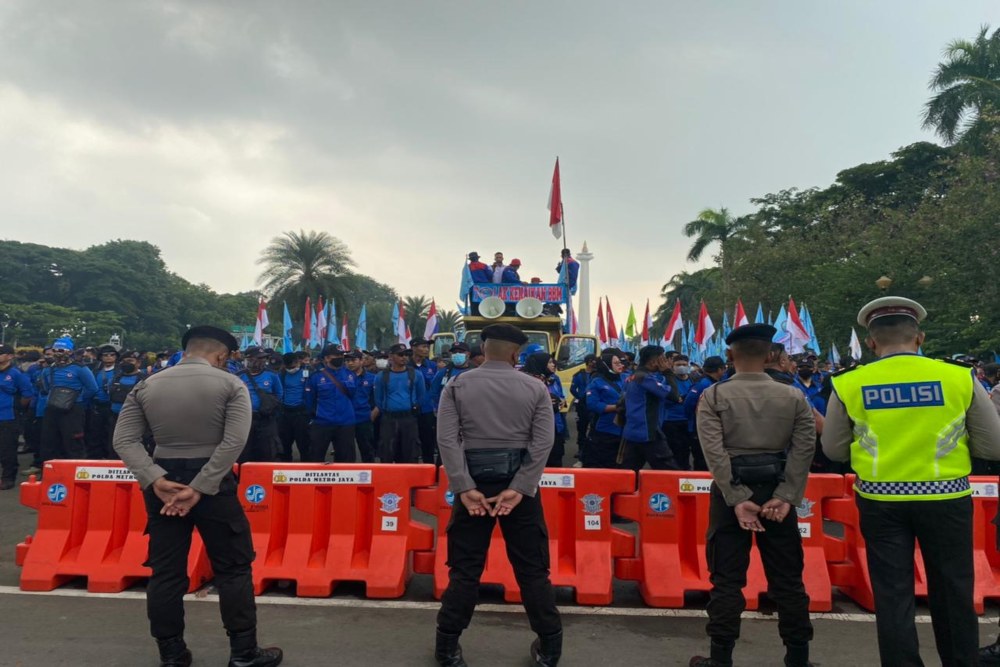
[316,297,327,342]
[355,304,368,351]
[755,302,765,325]
[606,297,619,346]
[471,284,566,303]
[396,300,409,345]
[424,300,439,339]
[829,342,841,366]
[786,298,811,355]
[303,297,312,344]
[341,314,349,350]
[253,298,268,346]
[282,302,293,352]
[665,299,683,347]
[326,300,339,344]
[734,299,749,328]
[459,262,474,302]
[772,305,789,344]
[596,299,607,348]
[641,299,651,346]
[625,303,637,339]
[548,158,563,239]
[694,301,715,351]
[849,327,863,361]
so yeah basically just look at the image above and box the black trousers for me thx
[276,407,310,461]
[857,494,976,667]
[437,479,561,637]
[574,403,590,446]
[546,431,565,468]
[40,405,86,463]
[0,420,18,481]
[86,402,114,459]
[417,412,437,464]
[664,420,706,471]
[238,414,279,463]
[308,423,356,463]
[354,421,376,463]
[143,459,256,640]
[584,430,622,469]
[623,434,678,472]
[705,482,813,646]
[379,413,419,463]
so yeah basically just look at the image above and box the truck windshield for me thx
[463,331,550,353]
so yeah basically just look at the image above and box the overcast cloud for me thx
[1,1,997,325]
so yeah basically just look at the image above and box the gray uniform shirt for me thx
[112,356,253,495]
[697,373,816,507]
[437,360,555,497]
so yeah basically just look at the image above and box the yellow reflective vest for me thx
[831,354,974,501]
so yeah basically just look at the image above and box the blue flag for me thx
[459,262,474,303]
[768,310,774,326]
[755,303,764,324]
[801,304,820,353]
[282,302,293,353]
[721,311,732,342]
[772,305,790,344]
[309,307,319,349]
[326,300,338,344]
[354,303,368,351]
[391,301,400,339]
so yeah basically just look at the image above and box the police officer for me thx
[409,337,439,464]
[236,348,283,463]
[112,326,281,667]
[435,323,561,666]
[621,345,679,471]
[39,336,98,464]
[345,350,377,463]
[304,344,356,463]
[821,297,1000,667]
[692,324,816,667]
[276,353,310,462]
[0,344,34,489]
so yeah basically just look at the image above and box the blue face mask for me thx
[451,353,468,366]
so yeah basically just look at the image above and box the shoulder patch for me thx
[831,365,861,378]
[941,357,974,369]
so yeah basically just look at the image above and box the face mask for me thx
[159,359,168,368]
[329,358,345,368]
[375,359,389,370]
[675,365,690,375]
[451,353,467,366]
[120,362,137,373]
[798,369,813,379]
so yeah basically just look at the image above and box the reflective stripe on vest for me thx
[832,354,974,501]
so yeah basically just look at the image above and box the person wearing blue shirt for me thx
[409,338,439,464]
[793,360,827,416]
[108,354,144,417]
[39,337,99,464]
[683,356,728,438]
[467,251,492,283]
[570,355,597,462]
[430,343,474,410]
[346,351,377,463]
[522,351,568,467]
[23,349,53,475]
[664,355,703,470]
[236,349,283,462]
[584,351,626,468]
[276,352,310,462]
[375,344,426,463]
[0,344,35,488]
[88,344,122,459]
[501,259,523,284]
[555,248,580,292]
[622,346,679,471]
[304,345,357,463]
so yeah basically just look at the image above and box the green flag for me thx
[625,303,638,338]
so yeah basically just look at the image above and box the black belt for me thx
[384,410,416,418]
[153,457,211,472]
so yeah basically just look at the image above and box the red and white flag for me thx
[396,300,410,345]
[664,299,684,347]
[423,300,439,339]
[641,299,652,346]
[253,298,269,345]
[596,299,608,348]
[547,158,563,239]
[605,297,619,346]
[316,296,327,341]
[340,314,349,350]
[302,297,312,343]
[694,300,715,351]
[786,298,811,354]
[734,299,749,328]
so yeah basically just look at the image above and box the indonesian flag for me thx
[396,300,410,345]
[547,158,563,239]
[423,299,439,339]
[596,299,608,348]
[302,297,312,343]
[605,297,619,346]
[786,298,811,355]
[571,304,578,334]
[641,299,652,346]
[340,314,349,350]
[664,299,683,347]
[316,296,327,341]
[253,298,269,345]
[694,300,715,351]
[734,299,750,328]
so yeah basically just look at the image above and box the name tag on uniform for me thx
[861,381,944,409]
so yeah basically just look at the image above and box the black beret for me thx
[181,325,239,352]
[725,324,777,346]
[481,323,528,346]
[638,345,665,366]
[703,355,727,371]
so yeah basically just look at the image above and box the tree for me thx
[652,268,721,333]
[402,295,432,336]
[256,230,355,313]
[923,25,1000,145]
[437,309,461,333]
[682,207,749,304]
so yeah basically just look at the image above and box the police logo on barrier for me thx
[273,472,288,483]
[796,498,814,519]
[648,493,672,513]
[539,473,575,488]
[379,493,402,514]
[445,490,455,506]
[245,485,266,504]
[47,483,67,503]
[358,471,371,484]
[75,470,90,480]
[679,478,712,494]
[973,482,999,498]
[580,494,604,514]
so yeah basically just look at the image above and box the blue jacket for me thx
[0,365,34,421]
[109,373,143,415]
[585,375,624,437]
[683,376,716,433]
[549,375,567,434]
[556,258,580,290]
[430,364,473,409]
[410,359,438,414]
[665,376,694,422]
[28,364,46,416]
[350,370,377,424]
[501,267,522,283]
[40,363,98,408]
[305,365,357,426]
[93,366,120,404]
[374,368,426,413]
[469,261,492,283]
[570,369,591,404]
[238,370,283,413]
[281,367,308,408]
[623,371,675,442]
[794,378,827,416]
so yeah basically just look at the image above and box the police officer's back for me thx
[435,323,562,667]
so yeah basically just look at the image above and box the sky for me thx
[1,1,997,331]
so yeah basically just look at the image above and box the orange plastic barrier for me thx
[238,463,435,597]
[413,467,635,605]
[17,460,212,593]
[614,471,843,612]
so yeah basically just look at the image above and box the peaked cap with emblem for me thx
[857,296,927,328]
[181,325,239,352]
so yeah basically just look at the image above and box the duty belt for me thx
[855,477,970,496]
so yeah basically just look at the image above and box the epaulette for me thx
[830,365,861,378]
[941,357,974,369]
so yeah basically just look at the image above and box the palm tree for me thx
[652,268,720,333]
[437,309,461,333]
[683,207,746,304]
[402,295,432,336]
[256,231,355,314]
[923,25,1000,145]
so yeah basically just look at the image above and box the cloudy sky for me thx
[1,1,996,327]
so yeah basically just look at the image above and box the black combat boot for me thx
[689,639,735,667]
[435,629,468,667]
[530,631,562,666]
[227,628,283,667]
[156,636,192,667]
[980,636,1000,666]
[784,642,814,667]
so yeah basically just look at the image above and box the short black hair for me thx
[674,355,689,362]
[731,338,772,359]
[868,314,920,346]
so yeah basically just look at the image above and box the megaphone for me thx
[515,297,544,319]
[479,296,506,319]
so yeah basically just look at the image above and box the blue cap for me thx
[52,337,74,352]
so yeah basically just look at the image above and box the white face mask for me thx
[675,365,690,375]
[375,359,389,370]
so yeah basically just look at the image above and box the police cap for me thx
[481,323,528,346]
[725,323,777,346]
[321,344,344,357]
[857,296,927,328]
[181,326,239,352]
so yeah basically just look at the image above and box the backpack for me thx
[108,372,138,404]
[241,371,281,417]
